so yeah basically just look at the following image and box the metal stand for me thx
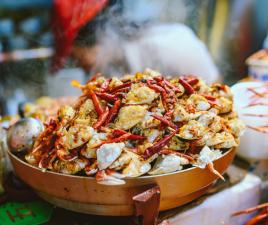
[133,185,161,225]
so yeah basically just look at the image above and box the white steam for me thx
[91,0,219,83]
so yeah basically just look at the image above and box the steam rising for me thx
[92,0,219,83]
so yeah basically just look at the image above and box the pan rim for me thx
[8,148,234,180]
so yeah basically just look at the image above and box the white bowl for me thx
[231,81,268,159]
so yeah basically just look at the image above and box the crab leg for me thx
[247,125,268,134]
[89,89,104,115]
[93,106,109,130]
[38,149,57,169]
[207,162,225,181]
[244,102,268,108]
[179,78,195,94]
[94,132,145,149]
[232,203,268,216]
[159,149,194,161]
[56,149,78,162]
[245,212,268,225]
[243,113,268,118]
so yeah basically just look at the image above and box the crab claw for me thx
[84,161,98,176]
[38,150,57,169]
[96,170,126,185]
[96,143,125,170]
[207,162,225,181]
[56,149,78,161]
[148,154,189,175]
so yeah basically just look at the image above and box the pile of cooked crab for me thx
[25,69,245,185]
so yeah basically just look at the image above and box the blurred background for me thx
[0,0,268,116]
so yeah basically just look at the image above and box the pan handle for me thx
[133,185,161,225]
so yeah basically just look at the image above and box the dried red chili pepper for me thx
[163,79,182,93]
[179,78,194,95]
[152,114,177,129]
[201,94,216,101]
[147,80,166,93]
[88,73,101,82]
[111,87,130,94]
[187,78,199,85]
[111,133,145,142]
[100,78,111,92]
[153,76,164,82]
[181,76,199,86]
[96,92,117,103]
[93,106,109,129]
[105,99,121,125]
[110,82,131,93]
[143,129,178,159]
[164,109,174,120]
[89,89,103,116]
[147,80,168,109]
[111,129,129,137]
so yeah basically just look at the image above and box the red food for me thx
[93,106,109,129]
[179,78,194,95]
[105,99,121,125]
[143,129,178,159]
[89,89,104,116]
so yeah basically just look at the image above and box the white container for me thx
[231,81,268,159]
[246,49,268,81]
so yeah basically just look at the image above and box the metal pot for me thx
[8,148,235,216]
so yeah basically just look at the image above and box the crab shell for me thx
[148,154,189,175]
[96,143,125,170]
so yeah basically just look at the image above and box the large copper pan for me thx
[8,148,235,216]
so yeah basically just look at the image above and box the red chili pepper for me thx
[200,94,218,106]
[181,76,199,86]
[93,106,109,129]
[128,134,146,140]
[112,129,145,140]
[143,129,178,159]
[153,76,164,82]
[110,82,131,93]
[179,78,194,95]
[100,78,111,92]
[96,92,117,103]
[111,133,145,142]
[159,149,194,161]
[202,94,216,101]
[163,79,182,93]
[105,99,121,125]
[164,109,174,120]
[147,80,166,93]
[111,87,130,94]
[187,78,199,85]
[89,89,104,115]
[88,73,101,82]
[112,129,127,137]
[152,114,177,129]
[147,80,168,109]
